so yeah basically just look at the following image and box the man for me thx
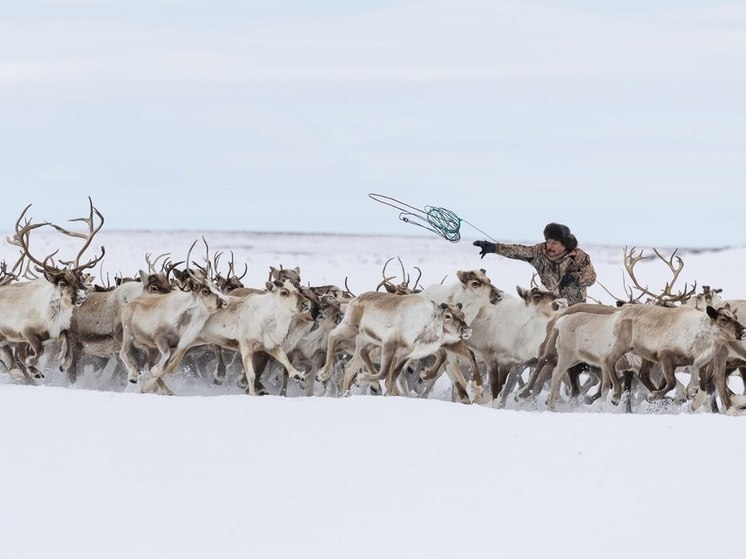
[473,223,596,305]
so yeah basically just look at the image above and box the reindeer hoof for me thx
[129,378,137,384]
[213,377,224,386]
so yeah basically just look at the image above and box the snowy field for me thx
[1,230,746,559]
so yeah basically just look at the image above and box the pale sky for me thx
[2,0,745,247]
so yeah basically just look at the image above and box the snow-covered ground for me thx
[1,230,745,558]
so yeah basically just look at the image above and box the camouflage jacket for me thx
[492,242,597,305]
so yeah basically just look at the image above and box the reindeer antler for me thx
[227,251,248,281]
[624,246,696,306]
[376,257,398,292]
[7,204,61,274]
[145,252,169,274]
[45,197,106,271]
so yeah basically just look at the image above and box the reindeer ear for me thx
[456,302,463,309]
[44,270,58,284]
[265,281,275,292]
[138,269,149,284]
[616,300,626,307]
[440,302,448,309]
[706,305,718,320]
[293,267,300,275]
[516,286,528,301]
[724,303,731,310]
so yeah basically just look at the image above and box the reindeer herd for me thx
[1,200,745,415]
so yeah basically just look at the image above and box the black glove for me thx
[473,240,497,259]
[559,271,580,289]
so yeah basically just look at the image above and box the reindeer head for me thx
[686,285,724,311]
[265,279,312,314]
[316,294,345,327]
[706,304,745,341]
[182,239,228,310]
[7,198,106,307]
[269,265,301,287]
[437,302,472,343]
[517,286,568,317]
[137,253,177,294]
[456,269,503,305]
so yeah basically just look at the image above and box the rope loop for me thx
[368,193,495,243]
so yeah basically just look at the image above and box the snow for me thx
[1,230,745,558]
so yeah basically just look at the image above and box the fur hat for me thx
[543,222,577,251]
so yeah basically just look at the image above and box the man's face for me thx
[546,238,567,257]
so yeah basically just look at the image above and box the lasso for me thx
[368,193,495,243]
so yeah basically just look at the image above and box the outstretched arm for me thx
[473,240,539,262]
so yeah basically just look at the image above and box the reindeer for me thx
[195,279,312,395]
[64,253,176,384]
[544,245,741,411]
[414,269,503,400]
[119,241,228,394]
[317,292,472,398]
[290,294,346,396]
[0,199,105,380]
[448,285,567,405]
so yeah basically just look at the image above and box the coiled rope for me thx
[368,193,496,243]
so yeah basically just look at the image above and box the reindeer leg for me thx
[58,330,75,375]
[119,329,142,384]
[419,348,446,382]
[20,332,45,378]
[623,371,634,413]
[155,377,174,396]
[686,363,701,399]
[378,343,399,396]
[279,365,290,397]
[498,364,525,408]
[240,347,260,396]
[342,353,364,394]
[638,360,660,394]
[318,325,356,382]
[443,356,470,404]
[0,345,27,383]
[149,334,172,378]
[265,346,304,384]
[358,343,382,394]
[647,355,677,401]
[443,342,484,400]
[547,356,578,411]
[518,360,552,400]
[212,345,227,385]
[17,342,44,379]
[488,362,511,402]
